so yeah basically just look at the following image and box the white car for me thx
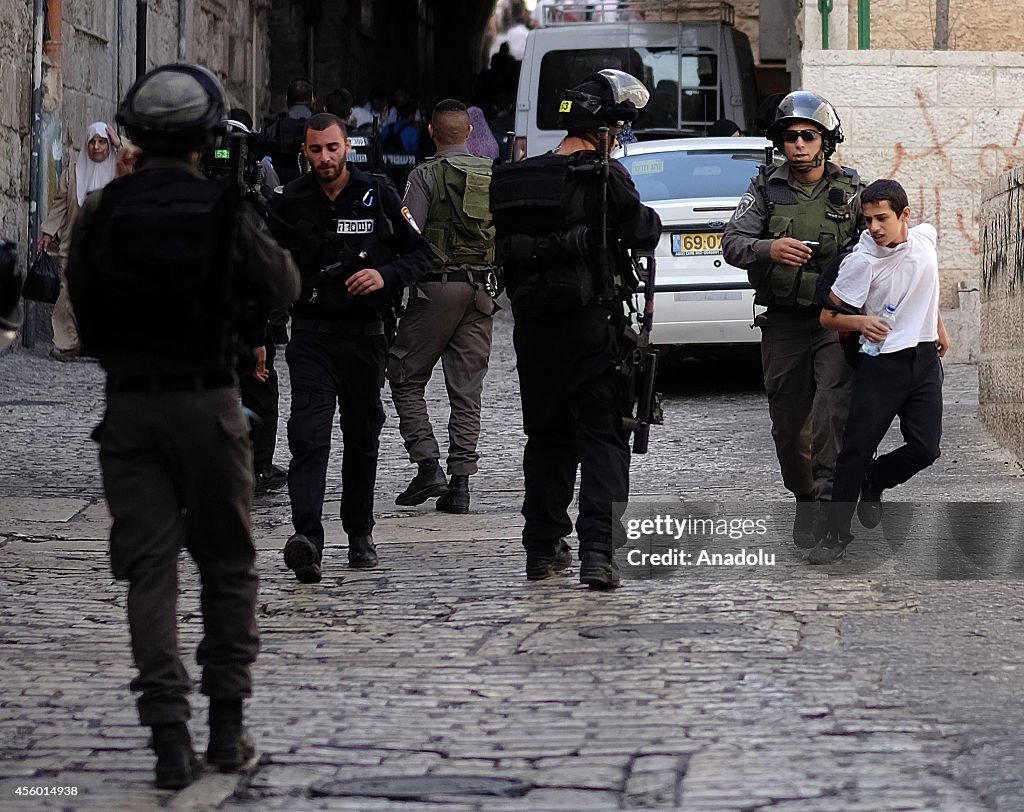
[614,137,772,354]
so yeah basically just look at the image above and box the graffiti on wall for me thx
[879,88,1024,260]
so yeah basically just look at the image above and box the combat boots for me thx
[205,699,256,772]
[579,550,621,590]
[396,459,448,506]
[151,722,201,790]
[436,474,470,514]
[525,539,572,580]
[348,534,378,568]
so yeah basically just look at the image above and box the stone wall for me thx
[978,168,1024,459]
[851,0,1022,52]
[800,48,1024,335]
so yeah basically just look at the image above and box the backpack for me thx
[262,113,308,183]
[423,155,495,267]
[382,120,415,154]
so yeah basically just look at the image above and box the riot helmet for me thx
[117,63,226,153]
[557,69,650,136]
[771,90,844,159]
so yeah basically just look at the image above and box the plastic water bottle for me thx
[861,304,897,356]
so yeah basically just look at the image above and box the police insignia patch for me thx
[734,192,756,220]
[401,206,421,233]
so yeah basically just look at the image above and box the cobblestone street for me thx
[2,308,1024,810]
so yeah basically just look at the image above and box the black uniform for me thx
[268,166,432,554]
[491,151,661,562]
[67,157,299,726]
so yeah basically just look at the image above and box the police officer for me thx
[490,69,661,589]
[261,77,315,185]
[722,91,864,547]
[268,113,432,583]
[389,99,497,514]
[66,64,300,789]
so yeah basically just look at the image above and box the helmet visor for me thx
[596,69,650,110]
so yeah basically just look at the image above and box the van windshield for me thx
[537,47,719,135]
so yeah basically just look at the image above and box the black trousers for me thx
[829,341,943,532]
[285,328,387,551]
[237,338,279,472]
[513,305,631,556]
[97,388,259,726]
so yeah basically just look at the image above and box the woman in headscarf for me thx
[465,106,500,161]
[38,122,120,360]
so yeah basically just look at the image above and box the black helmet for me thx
[771,90,844,158]
[557,69,650,133]
[117,63,226,152]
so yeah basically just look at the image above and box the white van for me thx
[513,2,759,159]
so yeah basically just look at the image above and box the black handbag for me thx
[22,250,61,304]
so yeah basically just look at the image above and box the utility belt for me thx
[292,317,385,336]
[424,268,489,284]
[106,370,237,393]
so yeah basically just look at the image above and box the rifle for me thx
[628,249,661,454]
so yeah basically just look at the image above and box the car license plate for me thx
[672,232,723,256]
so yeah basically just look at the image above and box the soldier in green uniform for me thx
[722,91,865,547]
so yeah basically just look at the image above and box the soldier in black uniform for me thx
[66,64,300,790]
[268,113,432,584]
[491,70,661,590]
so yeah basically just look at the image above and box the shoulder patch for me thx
[733,192,756,220]
[400,206,421,234]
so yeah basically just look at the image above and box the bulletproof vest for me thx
[490,152,608,311]
[280,175,397,315]
[85,169,236,366]
[755,165,860,309]
[424,155,495,268]
[268,113,308,185]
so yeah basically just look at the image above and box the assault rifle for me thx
[625,249,662,454]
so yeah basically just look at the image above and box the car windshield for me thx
[618,149,763,201]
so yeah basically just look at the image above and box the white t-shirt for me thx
[832,223,939,354]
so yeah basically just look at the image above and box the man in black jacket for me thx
[67,63,300,790]
[268,113,432,583]
[491,70,661,590]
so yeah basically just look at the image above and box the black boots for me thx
[283,533,322,583]
[792,493,818,548]
[206,699,256,772]
[525,539,573,580]
[348,534,378,568]
[857,473,883,528]
[808,528,853,565]
[151,722,201,790]
[579,550,621,590]
[436,474,470,514]
[396,459,448,506]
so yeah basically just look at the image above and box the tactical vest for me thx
[278,174,397,316]
[85,169,236,366]
[424,155,495,268]
[755,165,860,309]
[491,152,632,313]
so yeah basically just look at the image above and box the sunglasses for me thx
[781,129,821,143]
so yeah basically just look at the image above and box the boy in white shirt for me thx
[809,179,950,564]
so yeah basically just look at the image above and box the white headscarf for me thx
[75,122,117,206]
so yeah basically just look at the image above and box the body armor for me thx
[85,169,236,367]
[423,155,495,268]
[754,165,860,309]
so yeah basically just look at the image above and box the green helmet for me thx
[117,63,226,151]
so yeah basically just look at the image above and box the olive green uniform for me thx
[722,160,863,500]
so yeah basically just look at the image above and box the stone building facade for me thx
[978,170,1024,460]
